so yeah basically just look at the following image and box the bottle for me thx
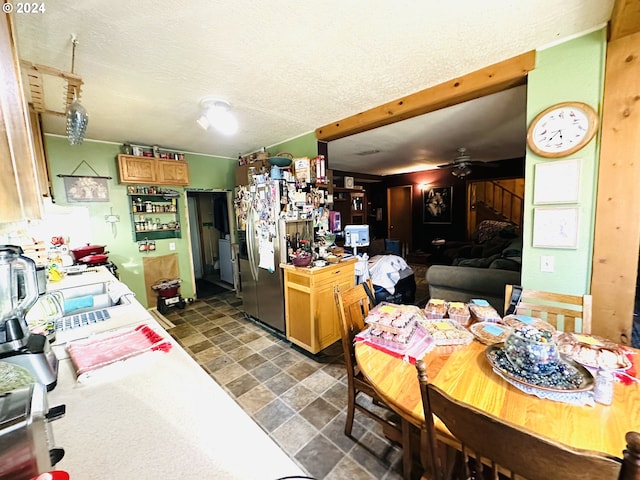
[594,368,614,405]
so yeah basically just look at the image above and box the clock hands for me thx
[548,129,562,141]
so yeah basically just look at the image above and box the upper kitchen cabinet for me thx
[0,12,43,222]
[117,154,190,186]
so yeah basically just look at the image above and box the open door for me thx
[185,190,235,298]
[387,185,412,254]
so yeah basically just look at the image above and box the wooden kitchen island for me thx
[281,258,356,354]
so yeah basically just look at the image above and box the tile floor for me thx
[164,290,414,480]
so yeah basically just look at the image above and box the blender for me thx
[0,245,58,390]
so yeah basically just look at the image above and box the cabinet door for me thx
[0,13,42,221]
[315,267,355,351]
[29,108,51,199]
[118,155,156,184]
[157,159,189,186]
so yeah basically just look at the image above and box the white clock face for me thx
[531,106,590,154]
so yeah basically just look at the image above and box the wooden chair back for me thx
[504,284,593,333]
[335,279,374,386]
[416,360,640,480]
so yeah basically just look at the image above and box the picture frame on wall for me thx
[423,186,453,224]
[533,159,581,204]
[532,207,579,249]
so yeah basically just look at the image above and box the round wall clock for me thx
[526,101,599,158]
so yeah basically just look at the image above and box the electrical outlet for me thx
[540,255,554,273]
[169,242,176,251]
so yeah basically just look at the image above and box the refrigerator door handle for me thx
[246,206,259,282]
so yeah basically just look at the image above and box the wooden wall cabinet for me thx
[117,154,189,186]
[0,13,43,222]
[282,259,356,354]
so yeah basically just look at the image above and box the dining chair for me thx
[504,284,593,333]
[415,359,640,480]
[335,281,413,479]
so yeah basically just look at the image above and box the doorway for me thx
[185,190,235,299]
[387,185,413,254]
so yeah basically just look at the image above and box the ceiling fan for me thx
[437,147,492,178]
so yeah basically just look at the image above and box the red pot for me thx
[71,244,106,261]
[78,253,109,265]
[157,286,179,297]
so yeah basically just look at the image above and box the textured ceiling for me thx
[14,0,614,175]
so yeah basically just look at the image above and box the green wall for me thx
[522,28,607,294]
[267,132,318,158]
[44,135,236,307]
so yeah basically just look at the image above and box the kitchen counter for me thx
[47,268,306,479]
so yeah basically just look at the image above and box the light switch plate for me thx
[169,242,176,251]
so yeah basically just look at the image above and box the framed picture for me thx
[63,176,110,202]
[533,159,581,204]
[532,207,579,249]
[423,186,453,224]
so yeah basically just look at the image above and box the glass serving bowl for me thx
[504,325,559,374]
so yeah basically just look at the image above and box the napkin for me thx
[67,324,172,382]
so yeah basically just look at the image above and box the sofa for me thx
[426,222,522,314]
[426,264,521,315]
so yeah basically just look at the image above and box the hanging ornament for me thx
[66,35,88,145]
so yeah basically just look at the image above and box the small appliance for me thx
[0,382,66,480]
[151,279,186,314]
[0,245,59,390]
[329,211,341,233]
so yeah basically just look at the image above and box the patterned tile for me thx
[165,293,416,480]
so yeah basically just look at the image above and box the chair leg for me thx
[401,419,412,480]
[345,387,356,437]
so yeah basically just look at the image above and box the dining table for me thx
[355,334,640,459]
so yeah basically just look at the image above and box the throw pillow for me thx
[489,258,521,271]
[476,220,513,243]
[456,253,501,268]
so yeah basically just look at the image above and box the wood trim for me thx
[315,51,535,142]
[591,30,640,345]
[609,0,640,41]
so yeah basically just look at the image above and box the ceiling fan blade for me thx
[437,162,459,168]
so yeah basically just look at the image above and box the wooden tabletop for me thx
[355,339,640,458]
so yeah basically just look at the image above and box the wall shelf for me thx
[128,193,180,241]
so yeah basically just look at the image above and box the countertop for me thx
[47,268,306,479]
[280,256,357,272]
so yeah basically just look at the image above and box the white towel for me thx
[368,255,411,293]
[108,280,135,303]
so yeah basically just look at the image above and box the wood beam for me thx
[591,29,640,345]
[315,51,535,142]
[609,0,640,41]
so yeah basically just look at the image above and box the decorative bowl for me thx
[292,253,312,267]
[268,156,293,167]
[322,233,336,245]
[504,325,559,374]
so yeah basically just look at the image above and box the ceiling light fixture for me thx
[451,164,472,178]
[66,35,88,145]
[197,98,238,135]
